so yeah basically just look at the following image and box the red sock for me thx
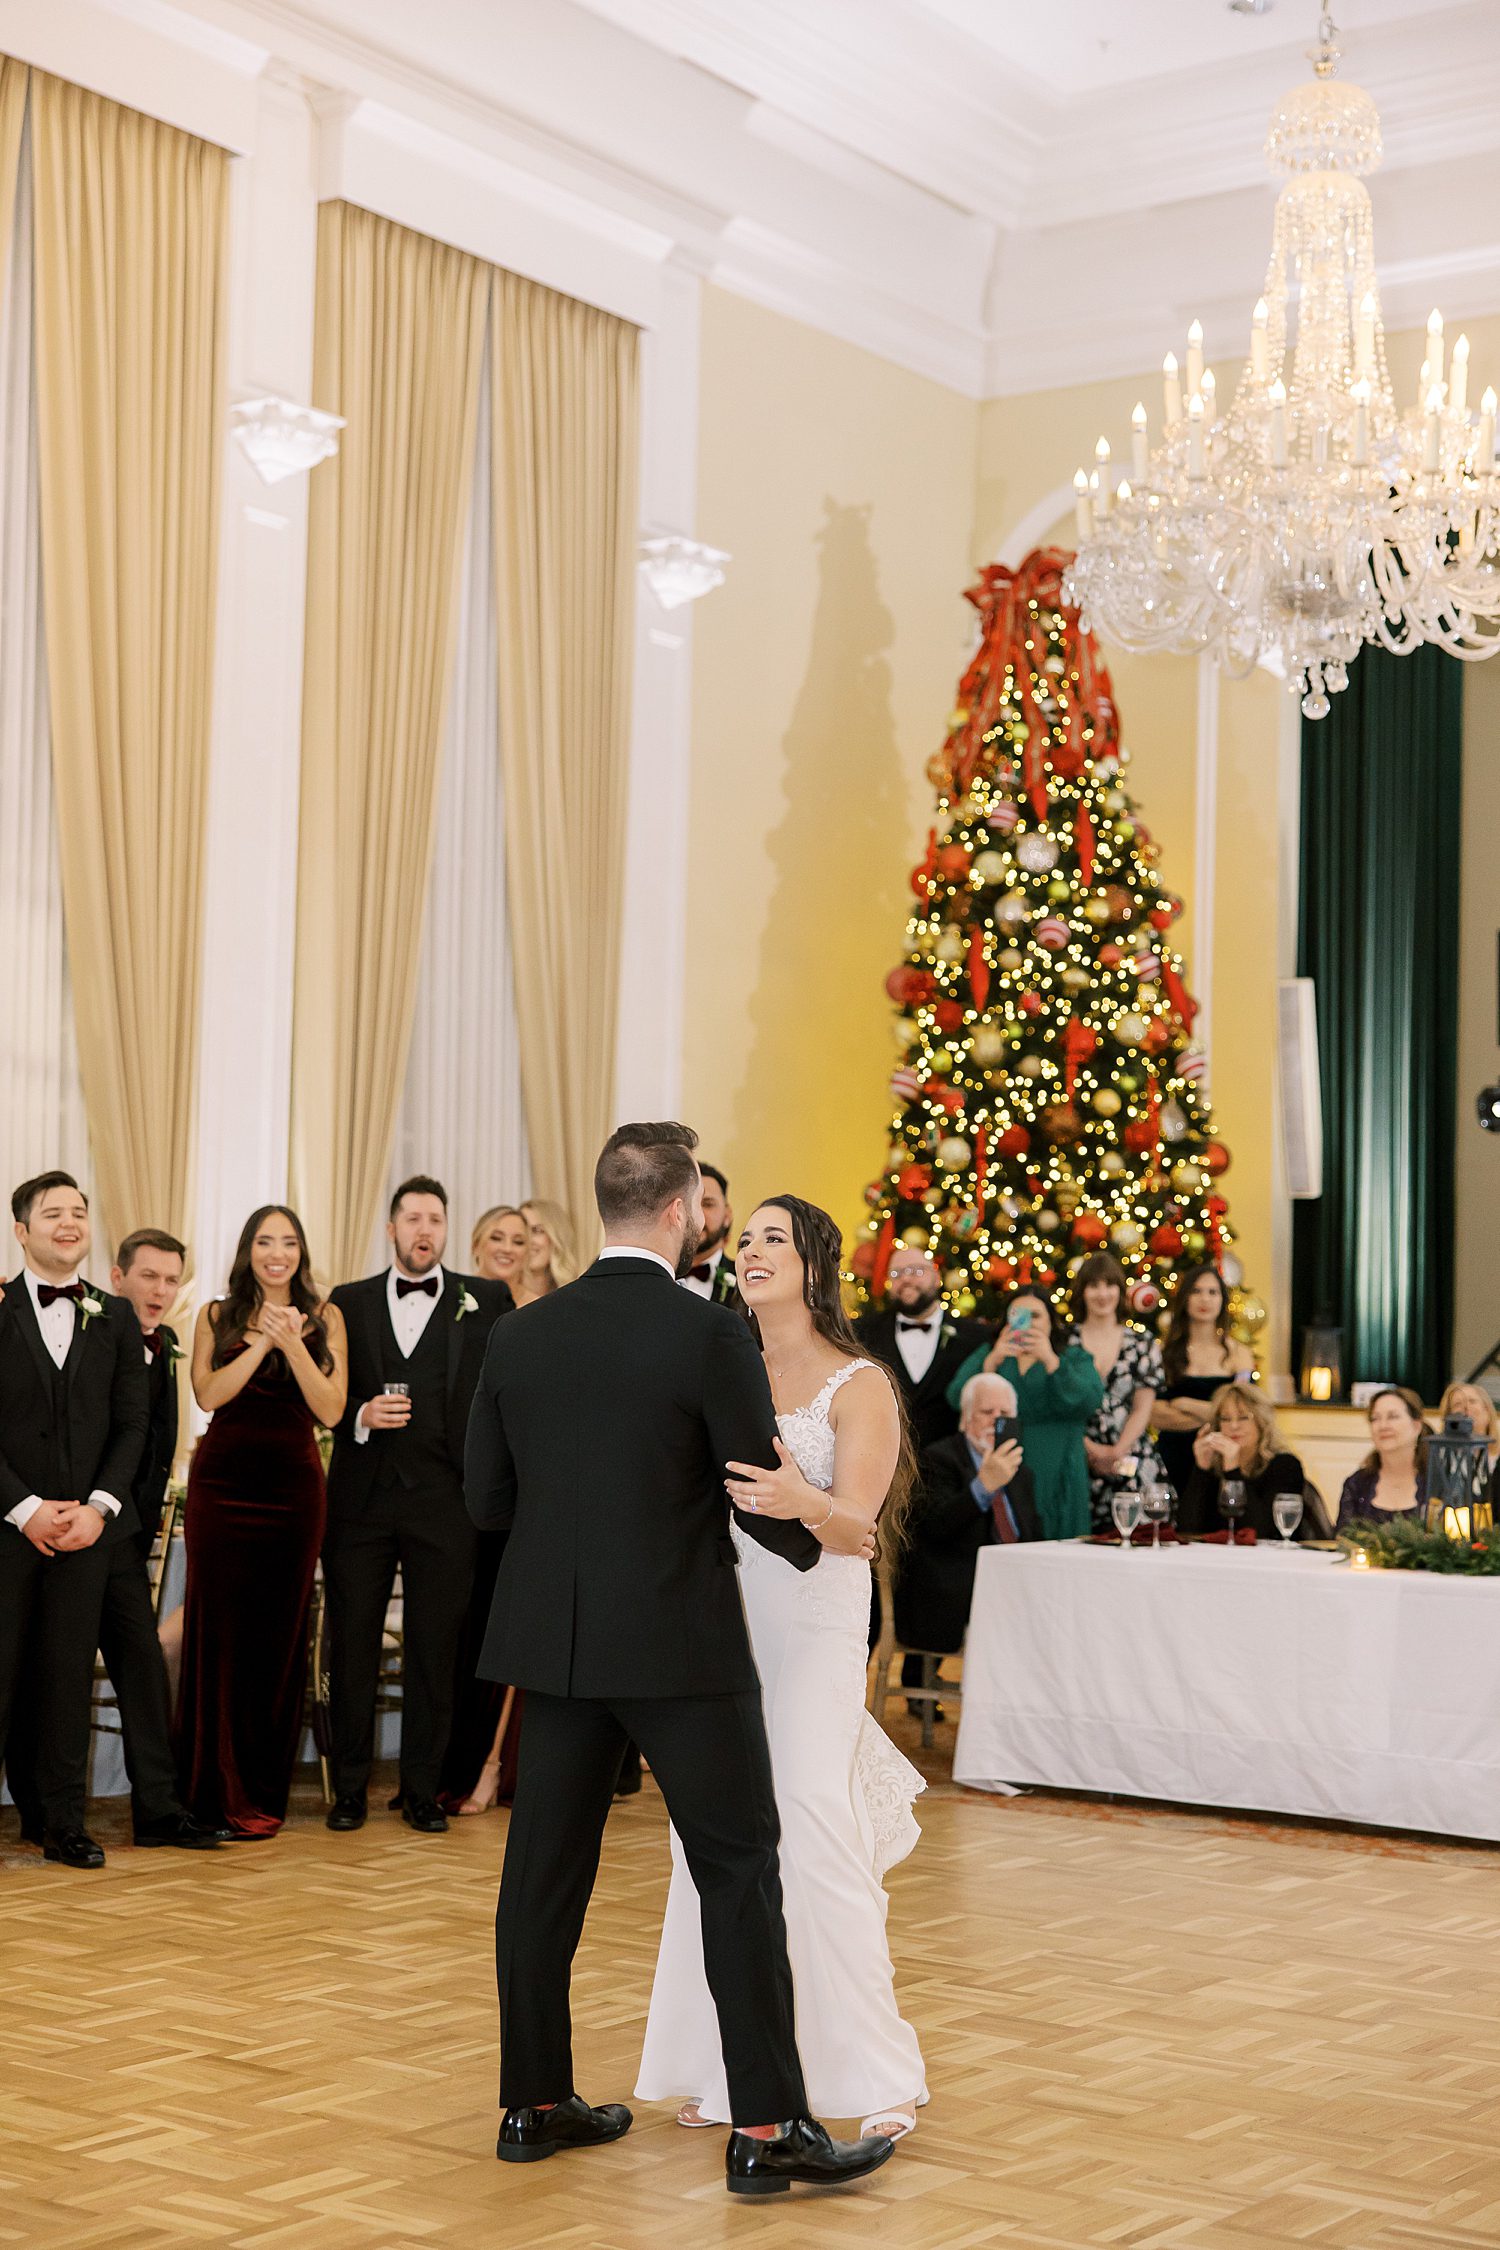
[736,2123,779,2140]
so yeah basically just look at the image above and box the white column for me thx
[1193,653,1221,1076]
[612,260,702,1124]
[192,68,319,1299]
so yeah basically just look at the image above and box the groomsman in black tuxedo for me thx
[854,1244,990,1453]
[679,1162,740,1308]
[0,1172,150,1867]
[323,1176,511,1835]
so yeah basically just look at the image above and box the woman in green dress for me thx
[945,1290,1103,1540]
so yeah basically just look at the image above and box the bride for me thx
[636,1194,928,2141]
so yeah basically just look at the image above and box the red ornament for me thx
[1204,1141,1231,1176]
[1074,805,1096,886]
[1035,1266,1057,1289]
[995,1123,1030,1159]
[986,1257,1015,1287]
[1148,1222,1183,1258]
[933,999,965,1033]
[1070,1212,1108,1248]
[1039,1102,1083,1142]
[1018,990,1043,1017]
[1103,885,1133,921]
[1142,1019,1171,1055]
[896,1163,932,1198]
[850,1240,877,1279]
[1122,1111,1157,1154]
[935,1086,966,1116]
[1037,916,1069,950]
[889,1067,920,1104]
[987,800,1019,835]
[967,924,991,1012]
[1100,943,1123,968]
[871,1215,897,1297]
[1149,905,1174,931]
[1061,1014,1099,1097]
[936,842,971,879]
[1128,1277,1161,1314]
[884,963,935,1006]
[910,828,938,899]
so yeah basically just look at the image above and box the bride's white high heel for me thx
[860,2106,917,2141]
[676,2101,717,2129]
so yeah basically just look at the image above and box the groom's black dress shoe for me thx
[326,1794,367,1831]
[134,1812,222,1850]
[725,2118,895,2197]
[42,1827,106,1869]
[496,2095,633,2163]
[401,1797,448,1833]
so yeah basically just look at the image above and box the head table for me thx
[952,1541,1500,1843]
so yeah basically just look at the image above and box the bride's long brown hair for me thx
[741,1193,915,1554]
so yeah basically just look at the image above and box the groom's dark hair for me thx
[595,1121,699,1228]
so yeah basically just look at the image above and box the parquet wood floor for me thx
[5,1731,1500,2249]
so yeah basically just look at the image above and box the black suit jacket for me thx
[465,1254,820,1699]
[0,1280,148,1543]
[326,1268,511,1517]
[894,1431,1041,1653]
[854,1307,992,1454]
[131,1333,180,1555]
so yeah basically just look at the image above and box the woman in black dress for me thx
[176,1207,347,1837]
[1179,1384,1316,1539]
[1334,1386,1428,1529]
[1154,1263,1255,1500]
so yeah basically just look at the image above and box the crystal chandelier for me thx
[1064,9,1500,718]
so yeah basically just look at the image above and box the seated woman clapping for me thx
[1334,1386,1428,1529]
[1179,1384,1319,1540]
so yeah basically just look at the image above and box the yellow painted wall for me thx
[683,285,978,1239]
[1453,655,1500,1381]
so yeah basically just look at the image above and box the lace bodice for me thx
[775,1358,876,1493]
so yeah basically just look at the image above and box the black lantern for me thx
[1422,1414,1495,1540]
[1299,1318,1344,1403]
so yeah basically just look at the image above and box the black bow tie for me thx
[897,1316,937,1333]
[395,1276,438,1299]
[37,1282,84,1308]
[689,1262,716,1285]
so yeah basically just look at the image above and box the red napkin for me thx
[1199,1527,1257,1546]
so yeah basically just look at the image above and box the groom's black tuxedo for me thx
[0,1279,149,1832]
[465,1252,816,2118]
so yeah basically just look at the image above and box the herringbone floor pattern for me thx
[5,1735,1500,2248]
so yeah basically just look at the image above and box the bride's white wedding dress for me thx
[636,1360,928,2124]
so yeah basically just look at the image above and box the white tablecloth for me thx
[953,1541,1500,1842]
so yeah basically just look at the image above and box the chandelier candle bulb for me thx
[1094,438,1112,517]
[1425,388,1443,475]
[1201,368,1217,423]
[1131,402,1149,482]
[1480,388,1497,474]
[1269,378,1287,468]
[1427,309,1445,389]
[1187,394,1206,479]
[1186,320,1204,396]
[1163,352,1182,425]
[1073,468,1094,539]
[1451,333,1469,416]
[1251,297,1269,381]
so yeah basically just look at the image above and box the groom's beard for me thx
[673,1217,703,1280]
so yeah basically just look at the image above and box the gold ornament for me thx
[1092,1088,1122,1116]
[1083,897,1112,925]
[1060,965,1090,992]
[972,849,1009,884]
[997,946,1024,971]
[1036,1208,1061,1233]
[1230,1289,1267,1341]
[971,1024,1006,1065]
[1170,1161,1204,1193]
[928,1049,955,1076]
[936,1135,972,1170]
[995,890,1029,926]
[1016,1054,1045,1078]
[900,1226,929,1248]
[1046,876,1070,902]
[934,928,966,964]
[1099,1150,1127,1177]
[1110,1221,1143,1251]
[954,1289,978,1316]
[893,1018,920,1050]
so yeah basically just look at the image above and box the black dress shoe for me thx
[496,2095,632,2163]
[42,1827,106,1869]
[326,1794,367,1831]
[402,1796,449,1833]
[134,1812,222,1850]
[725,2117,894,2197]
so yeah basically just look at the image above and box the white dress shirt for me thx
[6,1266,122,1530]
[599,1244,677,1283]
[678,1248,725,1300]
[893,1308,944,1384]
[353,1265,445,1443]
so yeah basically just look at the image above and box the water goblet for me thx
[1218,1475,1248,1552]
[1141,1481,1172,1549]
[1272,1493,1304,1547]
[1111,1489,1143,1548]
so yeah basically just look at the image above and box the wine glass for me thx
[1218,1475,1248,1551]
[1272,1493,1304,1547]
[1111,1489,1143,1547]
[1141,1481,1172,1548]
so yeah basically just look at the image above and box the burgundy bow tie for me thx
[37,1282,84,1308]
[142,1327,167,1358]
[396,1275,438,1299]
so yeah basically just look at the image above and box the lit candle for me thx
[1163,352,1182,425]
[1094,436,1112,517]
[1351,376,1370,465]
[1186,318,1204,397]
[1186,393,1205,479]
[1350,1548,1371,1571]
[1357,289,1376,379]
[1073,467,1093,540]
[1251,297,1269,382]
[1116,478,1133,503]
[1427,307,1445,389]
[1201,367,1217,423]
[1425,384,1443,473]
[1131,400,1148,482]
[1479,387,1496,474]
[1451,332,1470,416]
[1269,377,1287,467]
[1445,1504,1472,1543]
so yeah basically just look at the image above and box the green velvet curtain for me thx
[1292,644,1462,1401]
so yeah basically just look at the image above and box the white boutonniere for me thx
[80,1292,105,1330]
[162,1330,183,1366]
[456,1289,479,1323]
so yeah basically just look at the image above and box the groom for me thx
[464,1122,894,2197]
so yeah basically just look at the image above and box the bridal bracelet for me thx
[801,1496,836,1533]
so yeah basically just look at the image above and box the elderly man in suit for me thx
[895,1372,1041,1674]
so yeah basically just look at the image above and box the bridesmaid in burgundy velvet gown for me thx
[176,1207,347,1838]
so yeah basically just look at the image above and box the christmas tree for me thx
[852,547,1251,1330]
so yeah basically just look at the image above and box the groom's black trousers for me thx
[496,1688,808,2124]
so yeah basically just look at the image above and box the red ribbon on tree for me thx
[1205,1192,1229,1262]
[1074,803,1095,886]
[967,925,990,1012]
[871,1213,897,1299]
[1161,961,1199,1032]
[1060,1015,1099,1098]
[943,549,1119,811]
[911,826,938,900]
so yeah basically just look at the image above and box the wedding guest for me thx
[0,1172,149,1868]
[324,1177,510,1834]
[1154,1263,1255,1497]
[680,1164,738,1305]
[1069,1252,1166,1530]
[512,1199,577,1307]
[1179,1384,1314,1539]
[945,1290,1102,1540]
[176,1207,347,1839]
[895,1372,1040,1670]
[855,1244,989,1452]
[1436,1382,1499,1465]
[1335,1386,1429,1529]
[471,1205,529,1289]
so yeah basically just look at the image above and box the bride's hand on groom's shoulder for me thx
[725,1437,816,1521]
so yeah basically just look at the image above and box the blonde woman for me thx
[471,1205,528,1290]
[513,1199,578,1305]
[1437,1381,1499,1462]
[1179,1383,1316,1539]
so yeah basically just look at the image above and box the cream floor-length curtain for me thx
[30,71,227,1255]
[291,204,488,1286]
[491,272,638,1243]
[0,68,92,1223]
[385,360,532,1264]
